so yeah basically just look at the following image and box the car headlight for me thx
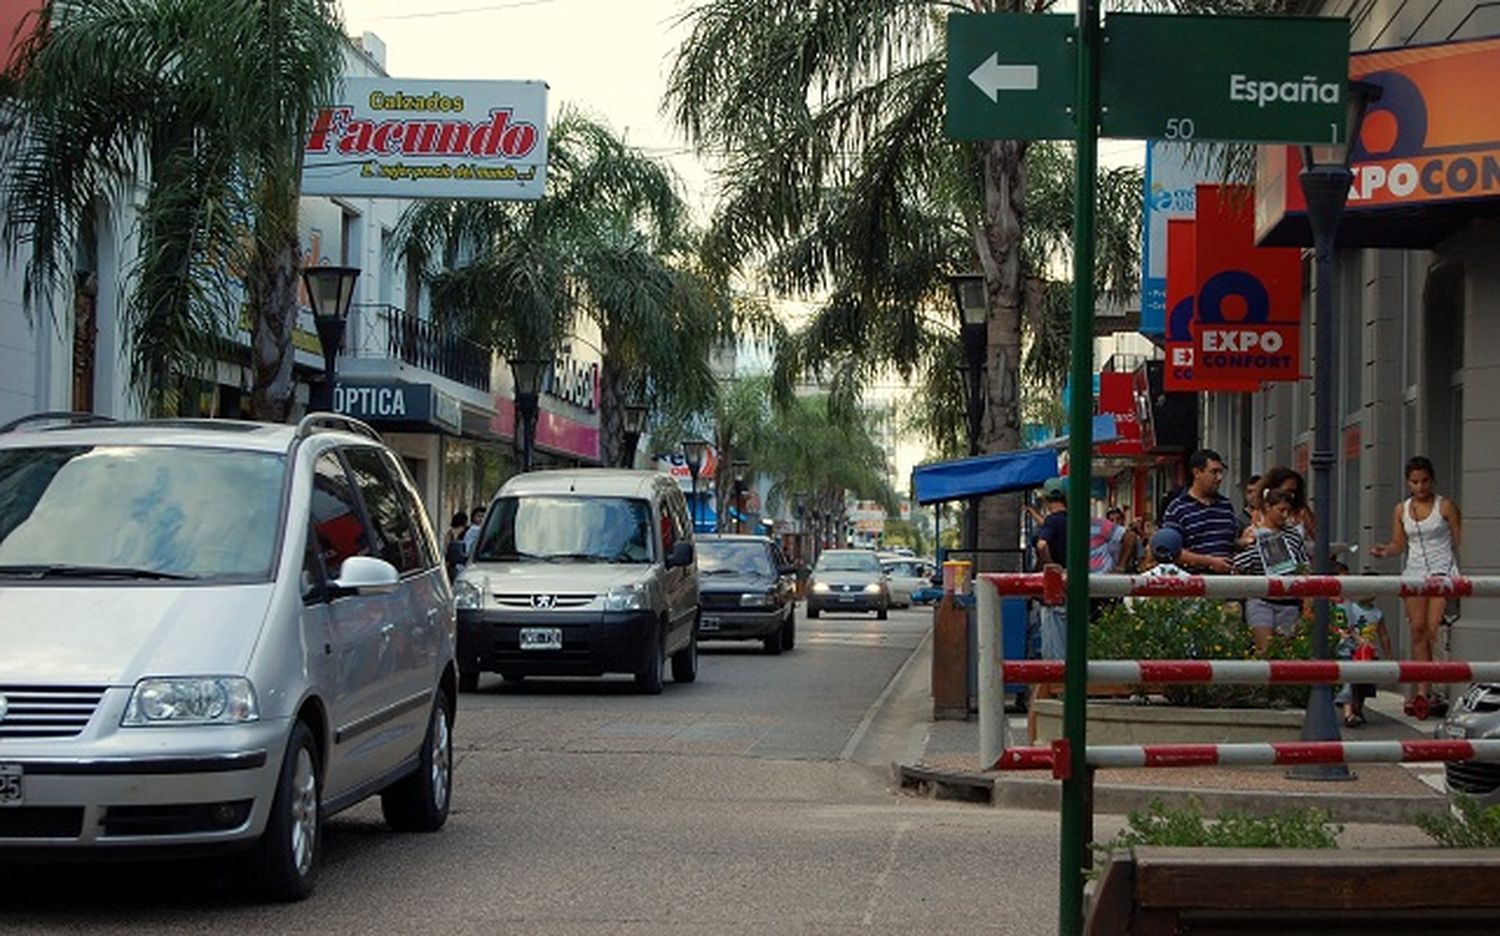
[740,592,775,607]
[812,582,830,593]
[864,583,883,594]
[454,578,483,610]
[604,584,648,611]
[122,677,258,726]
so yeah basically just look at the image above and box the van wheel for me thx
[458,670,479,693]
[500,670,526,683]
[877,606,888,621]
[671,625,698,683]
[635,623,664,694]
[761,623,784,655]
[780,611,796,651]
[807,605,820,620]
[380,688,453,833]
[248,721,321,902]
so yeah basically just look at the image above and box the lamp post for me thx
[682,438,710,533]
[621,399,649,468]
[1290,80,1382,781]
[949,272,988,558]
[508,356,546,473]
[302,265,361,412]
[732,458,750,534]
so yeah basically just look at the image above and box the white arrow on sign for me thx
[967,53,1039,102]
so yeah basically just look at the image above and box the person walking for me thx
[1027,479,1068,743]
[1232,489,1310,652]
[1371,455,1463,719]
[1160,449,1239,573]
[444,510,469,580]
[462,504,487,560]
[1261,466,1317,548]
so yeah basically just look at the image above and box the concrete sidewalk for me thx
[896,689,1454,823]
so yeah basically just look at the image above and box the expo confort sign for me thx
[302,78,547,200]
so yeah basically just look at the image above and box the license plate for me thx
[700,616,721,632]
[519,627,563,651]
[0,764,21,807]
[837,596,857,603]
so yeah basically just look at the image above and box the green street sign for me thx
[1100,15,1350,144]
[945,13,1076,141]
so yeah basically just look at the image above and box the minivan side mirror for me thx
[667,541,695,569]
[331,556,401,596]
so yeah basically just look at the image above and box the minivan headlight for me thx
[122,677,259,726]
[454,578,483,610]
[740,592,775,607]
[812,581,830,593]
[864,582,883,594]
[604,584,648,612]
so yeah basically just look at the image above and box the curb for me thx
[895,762,1451,824]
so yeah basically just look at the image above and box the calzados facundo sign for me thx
[302,78,547,200]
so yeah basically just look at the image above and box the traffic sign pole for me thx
[1060,0,1100,933]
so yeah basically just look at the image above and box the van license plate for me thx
[700,616,721,632]
[519,627,563,651]
[0,765,21,807]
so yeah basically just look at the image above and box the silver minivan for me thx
[455,469,699,693]
[0,414,457,900]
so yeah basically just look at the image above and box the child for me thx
[1333,571,1393,728]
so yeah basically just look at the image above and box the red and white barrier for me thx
[1002,659,1500,686]
[993,738,1500,772]
[977,569,1500,606]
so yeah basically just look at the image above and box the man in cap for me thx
[1027,478,1069,742]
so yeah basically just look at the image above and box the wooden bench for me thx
[1086,846,1500,934]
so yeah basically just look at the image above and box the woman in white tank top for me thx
[1371,456,1463,718]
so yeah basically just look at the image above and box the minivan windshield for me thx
[815,551,881,573]
[697,540,774,577]
[0,445,286,580]
[474,495,655,564]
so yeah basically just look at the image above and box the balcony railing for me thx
[348,304,492,394]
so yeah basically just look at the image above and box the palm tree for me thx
[0,0,345,420]
[667,2,1141,563]
[390,111,750,467]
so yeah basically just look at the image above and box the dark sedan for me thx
[695,534,798,654]
[806,549,889,620]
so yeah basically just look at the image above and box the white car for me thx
[0,413,457,901]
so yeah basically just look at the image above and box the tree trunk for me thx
[976,138,1029,572]
[248,233,302,423]
[599,353,625,467]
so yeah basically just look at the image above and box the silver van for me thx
[455,469,699,693]
[0,414,457,901]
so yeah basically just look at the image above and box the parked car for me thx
[1438,683,1500,806]
[806,549,889,620]
[881,558,934,608]
[454,470,698,694]
[695,534,797,654]
[0,413,458,901]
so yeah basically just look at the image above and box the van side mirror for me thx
[667,541,695,568]
[330,556,401,597]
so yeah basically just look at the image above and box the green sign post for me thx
[944,10,1349,936]
[1101,15,1350,143]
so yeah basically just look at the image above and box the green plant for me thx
[1089,600,1311,708]
[1416,796,1500,847]
[1094,799,1342,864]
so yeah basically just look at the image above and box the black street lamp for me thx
[682,438,710,533]
[508,356,547,473]
[732,457,750,534]
[1290,80,1382,781]
[302,265,361,412]
[949,272,988,557]
[621,399,650,468]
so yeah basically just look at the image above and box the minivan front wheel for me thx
[381,688,453,832]
[635,622,664,694]
[249,720,321,902]
[671,623,698,683]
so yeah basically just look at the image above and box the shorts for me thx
[1038,604,1067,660]
[1246,598,1301,635]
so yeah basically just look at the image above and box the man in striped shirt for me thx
[1160,449,1238,573]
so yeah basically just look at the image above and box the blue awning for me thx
[911,414,1120,505]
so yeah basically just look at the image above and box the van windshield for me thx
[0,445,285,581]
[474,496,655,564]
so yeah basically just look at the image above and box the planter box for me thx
[1031,698,1304,746]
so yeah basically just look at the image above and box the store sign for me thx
[302,78,547,201]
[1167,187,1301,391]
[1140,142,1207,338]
[1256,36,1500,247]
[1096,372,1145,457]
[334,381,461,433]
[655,449,719,491]
[544,355,598,411]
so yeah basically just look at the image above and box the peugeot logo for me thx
[0,694,8,723]
[530,594,557,610]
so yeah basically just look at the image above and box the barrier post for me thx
[976,575,1007,768]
